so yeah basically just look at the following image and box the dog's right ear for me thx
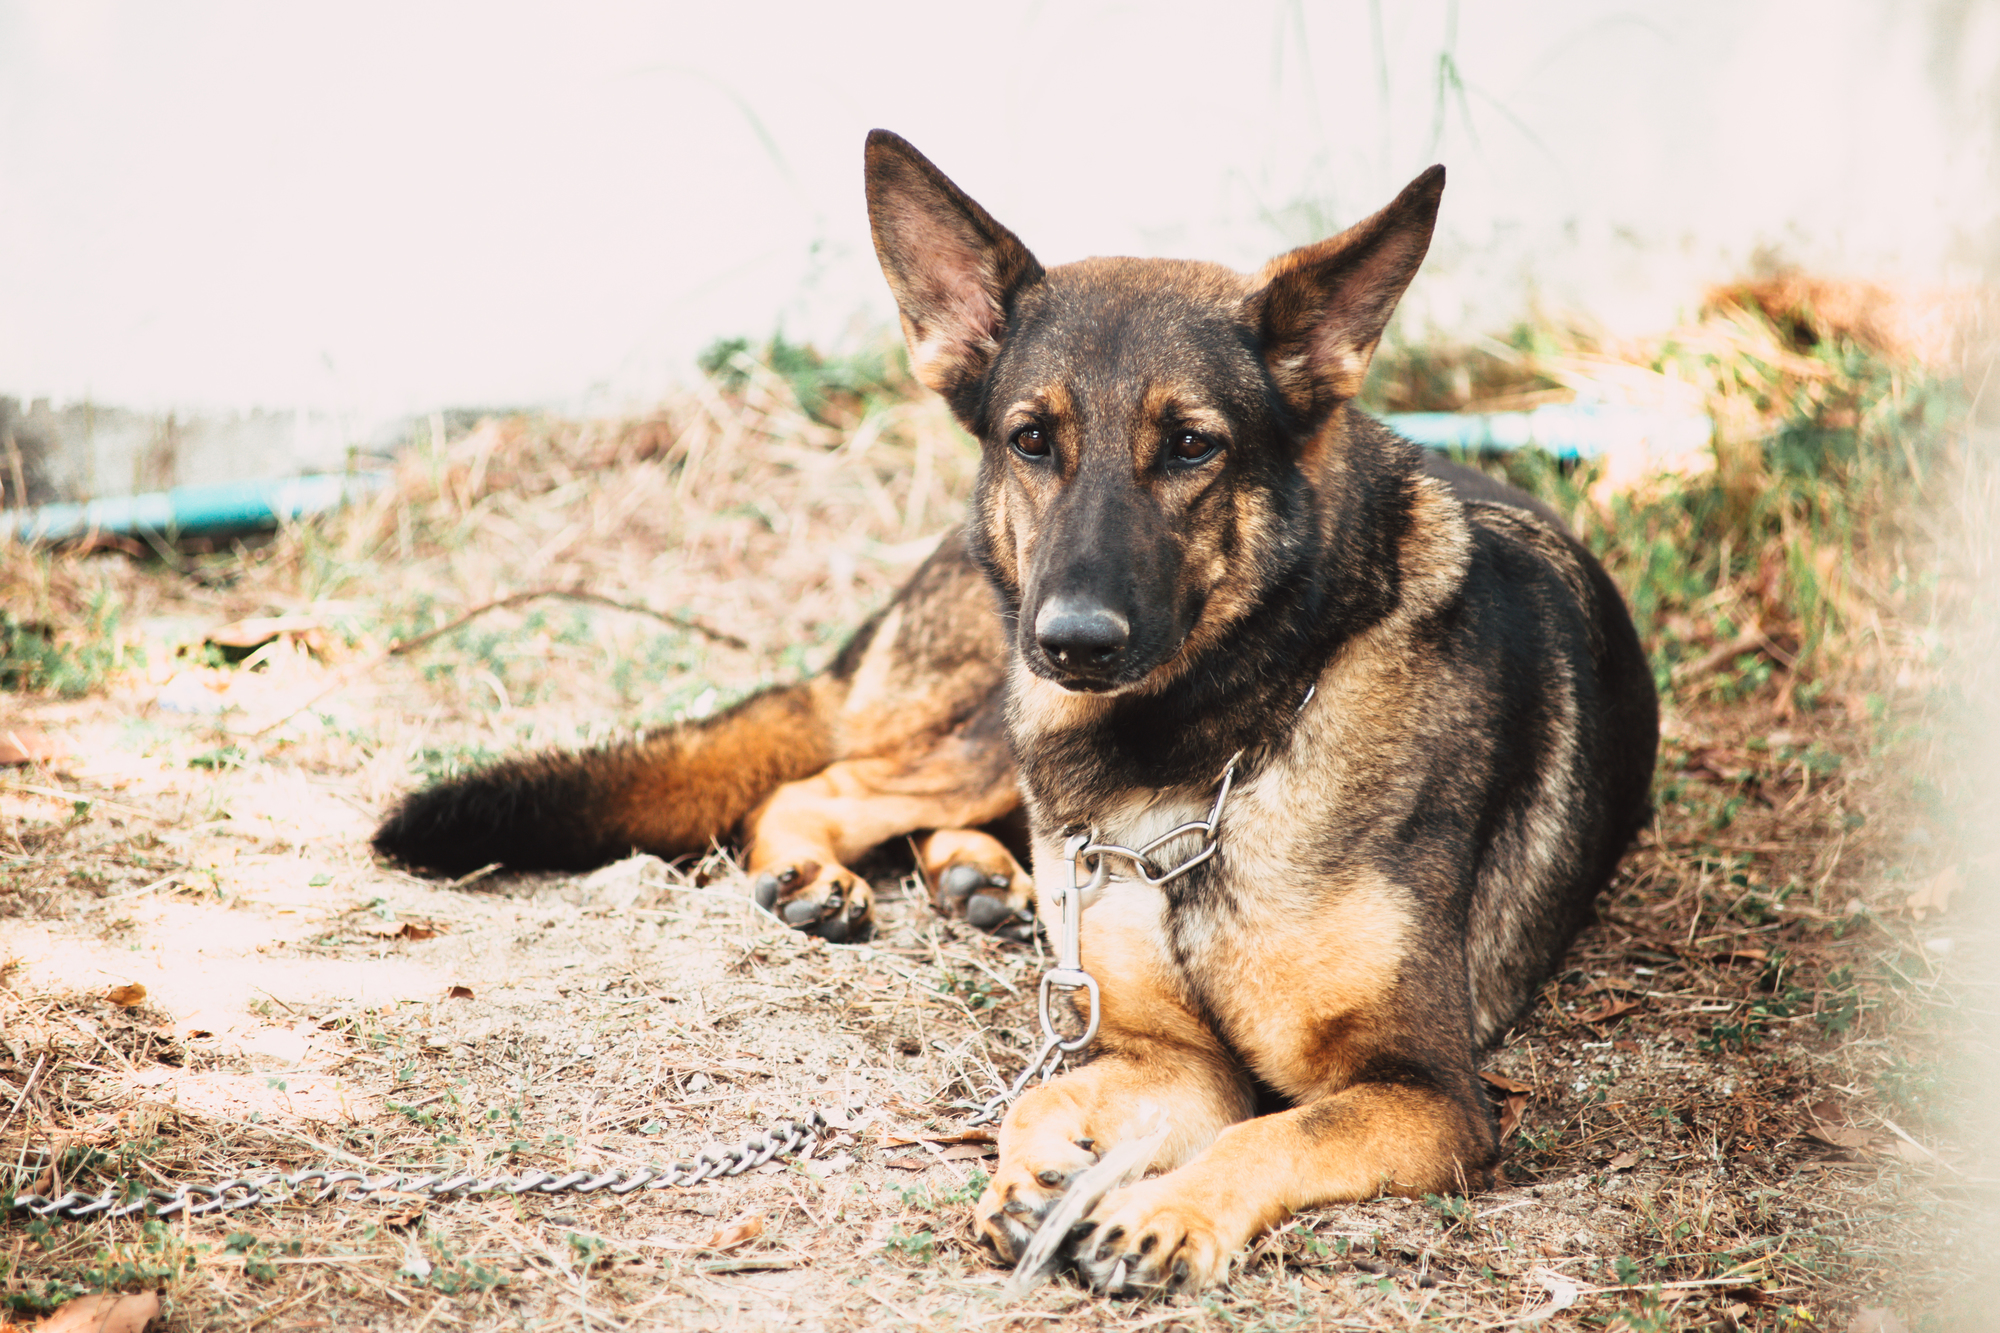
[865,130,1044,414]
[1246,165,1445,433]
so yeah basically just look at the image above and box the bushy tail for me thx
[372,683,836,876]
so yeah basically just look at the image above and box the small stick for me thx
[385,587,747,658]
[253,587,745,737]
[445,862,504,891]
[0,1054,47,1142]
[0,782,160,822]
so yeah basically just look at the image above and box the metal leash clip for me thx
[962,736,1272,1128]
[965,832,1105,1126]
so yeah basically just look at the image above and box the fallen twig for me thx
[1672,626,1798,684]
[384,587,747,658]
[0,1053,47,1142]
[254,588,746,737]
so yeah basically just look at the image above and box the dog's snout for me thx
[1035,597,1130,668]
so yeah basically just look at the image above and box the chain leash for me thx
[9,1110,833,1224]
[963,747,1247,1127]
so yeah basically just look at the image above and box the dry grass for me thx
[3,303,1997,1332]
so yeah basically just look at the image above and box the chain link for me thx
[963,746,1253,1127]
[9,1110,833,1224]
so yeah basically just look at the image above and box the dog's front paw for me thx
[972,1136,1102,1261]
[751,861,872,942]
[1070,1177,1237,1294]
[935,861,1034,940]
[919,830,1035,942]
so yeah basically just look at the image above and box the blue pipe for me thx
[0,472,390,543]
[1381,402,1712,461]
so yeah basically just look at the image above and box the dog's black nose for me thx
[1035,597,1129,668]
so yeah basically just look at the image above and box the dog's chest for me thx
[1036,760,1412,1098]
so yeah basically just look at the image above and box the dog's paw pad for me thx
[761,864,872,942]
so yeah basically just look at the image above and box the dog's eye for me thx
[1011,427,1052,459]
[1169,431,1218,463]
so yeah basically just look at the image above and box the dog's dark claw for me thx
[781,897,819,925]
[753,874,779,909]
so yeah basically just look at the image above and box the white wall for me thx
[2,0,1994,426]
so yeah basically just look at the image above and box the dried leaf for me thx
[31,1292,160,1333]
[939,1143,995,1161]
[702,1211,765,1252]
[1529,1270,1581,1318]
[1805,1124,1874,1150]
[1478,1073,1532,1140]
[1575,998,1643,1025]
[1889,1136,1934,1164]
[1726,1285,1780,1307]
[206,615,324,649]
[103,984,147,1008]
[883,1155,930,1171]
[360,919,444,941]
[1607,1150,1641,1171]
[380,1199,428,1230]
[880,1129,996,1147]
[1907,866,1961,921]
[0,727,63,766]
[445,985,473,1000]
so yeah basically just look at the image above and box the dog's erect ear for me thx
[1246,165,1445,428]
[865,130,1044,412]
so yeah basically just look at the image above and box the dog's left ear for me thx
[865,130,1044,416]
[1246,165,1445,429]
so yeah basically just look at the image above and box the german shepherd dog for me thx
[373,131,1658,1292]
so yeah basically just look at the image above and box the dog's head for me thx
[865,130,1442,695]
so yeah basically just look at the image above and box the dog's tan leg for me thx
[744,729,1020,941]
[1069,1083,1496,1292]
[973,1041,1254,1262]
[913,828,1032,936]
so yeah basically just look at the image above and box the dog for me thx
[372,130,1658,1293]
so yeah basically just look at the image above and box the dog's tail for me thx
[371,682,836,877]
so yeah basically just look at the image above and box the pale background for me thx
[1,1,1995,441]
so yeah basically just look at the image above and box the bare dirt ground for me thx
[4,350,1997,1332]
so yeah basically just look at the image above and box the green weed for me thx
[407,742,501,784]
[882,1225,937,1263]
[187,744,248,771]
[699,332,909,426]
[0,589,141,697]
[935,969,996,1010]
